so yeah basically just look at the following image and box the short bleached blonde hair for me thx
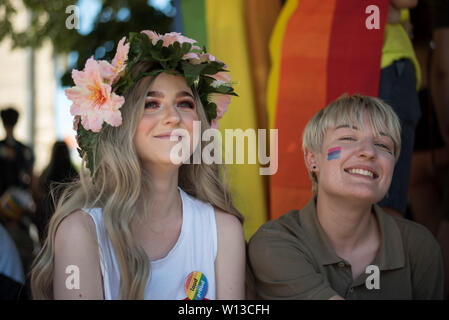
[302,94,402,194]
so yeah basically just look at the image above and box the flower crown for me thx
[65,31,237,177]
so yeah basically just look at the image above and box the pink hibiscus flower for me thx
[73,115,80,131]
[208,93,232,129]
[65,57,125,133]
[142,31,197,48]
[186,52,217,65]
[160,32,197,47]
[183,52,201,63]
[141,30,161,45]
[99,37,129,83]
[209,71,230,83]
[201,53,216,62]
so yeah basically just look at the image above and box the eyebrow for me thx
[147,90,194,99]
[335,124,391,138]
[335,124,358,130]
[147,91,163,98]
[176,91,194,99]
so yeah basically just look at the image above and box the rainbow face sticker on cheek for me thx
[327,147,341,160]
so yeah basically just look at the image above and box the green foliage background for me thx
[0,0,173,85]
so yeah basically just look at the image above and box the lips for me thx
[154,132,184,140]
[344,166,379,179]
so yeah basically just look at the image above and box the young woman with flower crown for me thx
[30,31,246,300]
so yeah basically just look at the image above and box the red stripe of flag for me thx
[326,0,389,102]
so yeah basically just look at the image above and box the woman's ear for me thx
[304,148,319,173]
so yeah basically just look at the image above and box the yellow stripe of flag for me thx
[266,0,299,130]
[205,0,267,240]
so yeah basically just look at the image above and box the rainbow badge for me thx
[184,271,208,300]
[327,147,341,160]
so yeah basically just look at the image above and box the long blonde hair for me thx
[31,62,242,299]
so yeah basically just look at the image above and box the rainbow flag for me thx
[175,0,268,240]
[267,0,389,219]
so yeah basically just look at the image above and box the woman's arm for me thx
[214,209,246,299]
[53,210,104,299]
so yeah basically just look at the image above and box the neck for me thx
[316,192,377,254]
[137,164,181,223]
[5,128,14,139]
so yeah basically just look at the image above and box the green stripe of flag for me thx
[180,0,208,49]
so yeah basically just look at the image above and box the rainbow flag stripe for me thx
[327,147,341,160]
[268,0,389,219]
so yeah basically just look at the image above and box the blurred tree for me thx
[0,0,173,85]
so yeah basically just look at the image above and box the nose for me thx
[162,104,181,126]
[357,138,377,159]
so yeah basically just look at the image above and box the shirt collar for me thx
[371,204,405,270]
[299,197,342,265]
[299,197,405,270]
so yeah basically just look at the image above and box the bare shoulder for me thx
[214,208,243,234]
[213,208,245,299]
[53,209,103,299]
[213,208,245,262]
[54,209,98,250]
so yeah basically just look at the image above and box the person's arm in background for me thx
[387,3,402,24]
[430,0,449,300]
[388,0,418,36]
[387,0,417,37]
[391,0,418,8]
[431,28,449,144]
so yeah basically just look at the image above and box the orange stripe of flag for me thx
[270,0,337,219]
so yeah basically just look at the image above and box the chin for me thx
[333,187,385,204]
[347,193,385,205]
[139,153,180,167]
[157,156,183,166]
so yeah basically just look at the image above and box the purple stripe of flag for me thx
[327,147,341,160]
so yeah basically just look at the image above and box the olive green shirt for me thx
[247,198,444,300]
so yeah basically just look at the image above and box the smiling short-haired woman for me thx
[248,94,443,300]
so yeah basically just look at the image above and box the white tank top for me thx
[83,188,217,300]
